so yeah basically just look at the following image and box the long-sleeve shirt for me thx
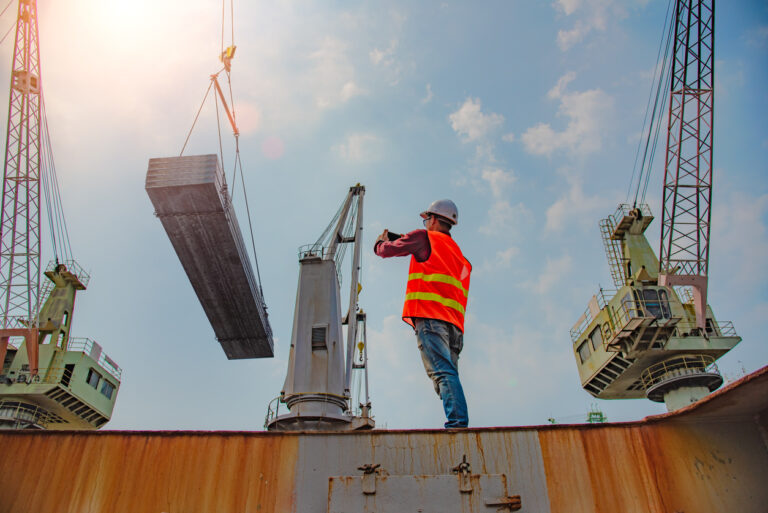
[373,229,433,262]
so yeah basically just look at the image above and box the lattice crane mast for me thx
[0,0,121,430]
[658,0,715,332]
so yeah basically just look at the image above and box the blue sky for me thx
[1,0,765,429]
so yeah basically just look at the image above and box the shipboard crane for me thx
[0,0,122,429]
[570,0,740,412]
[266,184,374,431]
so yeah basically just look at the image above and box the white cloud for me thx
[333,133,383,163]
[502,133,515,143]
[476,246,520,275]
[449,97,504,142]
[553,0,625,51]
[341,81,365,101]
[369,39,401,85]
[481,168,516,199]
[370,40,398,65]
[711,192,768,293]
[422,83,434,104]
[545,172,612,232]
[521,73,614,157]
[557,21,591,50]
[548,71,577,99]
[479,200,533,237]
[311,36,364,109]
[744,25,768,48]
[554,0,582,16]
[533,254,573,294]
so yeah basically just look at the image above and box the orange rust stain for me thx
[0,432,298,513]
[638,422,767,512]
[539,426,666,513]
[539,423,767,513]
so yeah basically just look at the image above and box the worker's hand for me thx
[376,229,389,243]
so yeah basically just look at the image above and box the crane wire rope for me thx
[40,93,73,264]
[180,0,266,302]
[179,79,214,157]
[0,0,13,18]
[626,0,675,208]
[218,0,266,300]
[0,0,14,47]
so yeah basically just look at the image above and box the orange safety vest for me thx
[402,231,472,332]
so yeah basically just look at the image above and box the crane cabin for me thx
[0,262,121,429]
[571,206,740,410]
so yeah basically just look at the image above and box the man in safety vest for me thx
[374,199,471,428]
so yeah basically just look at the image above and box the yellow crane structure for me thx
[570,0,739,411]
[0,0,121,429]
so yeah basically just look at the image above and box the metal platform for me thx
[145,155,273,359]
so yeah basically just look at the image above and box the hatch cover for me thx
[328,473,520,512]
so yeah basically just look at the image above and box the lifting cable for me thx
[0,0,16,51]
[40,94,73,264]
[179,0,266,301]
[626,0,675,208]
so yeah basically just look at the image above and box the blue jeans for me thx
[414,318,468,428]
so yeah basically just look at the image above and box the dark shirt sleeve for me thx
[374,229,431,262]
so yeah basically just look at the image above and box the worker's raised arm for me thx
[374,229,431,262]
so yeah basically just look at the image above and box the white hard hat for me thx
[420,199,458,225]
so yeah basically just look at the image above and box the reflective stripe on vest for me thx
[402,231,471,332]
[404,291,466,314]
[407,272,468,297]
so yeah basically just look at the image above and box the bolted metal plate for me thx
[328,473,517,513]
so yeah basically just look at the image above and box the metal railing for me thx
[672,319,737,338]
[46,259,90,288]
[68,338,122,381]
[264,395,284,428]
[572,288,678,343]
[298,243,327,260]
[0,399,63,428]
[610,203,652,225]
[570,289,614,342]
[640,354,719,390]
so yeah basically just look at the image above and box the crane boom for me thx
[658,0,715,331]
[0,0,42,331]
[0,0,42,373]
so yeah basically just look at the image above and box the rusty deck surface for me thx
[1,366,765,512]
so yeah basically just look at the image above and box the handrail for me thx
[264,395,283,428]
[640,354,719,390]
[45,259,91,288]
[67,337,122,381]
[570,289,616,342]
[0,399,61,428]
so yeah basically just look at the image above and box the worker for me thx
[374,199,472,428]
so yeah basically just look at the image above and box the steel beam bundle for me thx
[145,155,273,359]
